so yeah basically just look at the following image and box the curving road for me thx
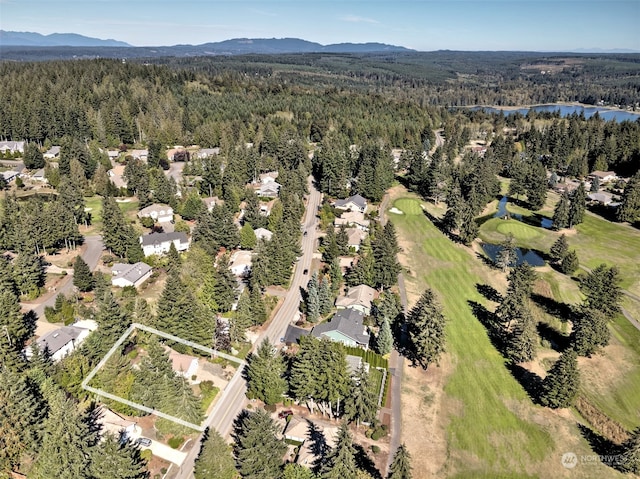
[175,177,322,479]
[25,235,104,334]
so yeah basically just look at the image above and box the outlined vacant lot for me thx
[81,323,246,431]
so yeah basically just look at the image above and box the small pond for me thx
[494,196,552,229]
[481,242,546,267]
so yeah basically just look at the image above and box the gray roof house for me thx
[0,141,25,154]
[139,232,189,257]
[312,309,370,348]
[334,194,367,213]
[137,204,174,223]
[259,181,281,198]
[43,146,61,159]
[111,262,152,288]
[33,325,92,362]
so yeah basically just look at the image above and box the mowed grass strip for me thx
[392,198,553,474]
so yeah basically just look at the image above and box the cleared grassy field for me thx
[82,196,140,236]
[393,197,554,475]
[392,192,630,478]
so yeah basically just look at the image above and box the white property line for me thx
[81,323,246,432]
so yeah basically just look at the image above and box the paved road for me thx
[174,178,323,479]
[23,235,104,334]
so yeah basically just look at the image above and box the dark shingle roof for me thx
[139,232,187,247]
[312,309,370,346]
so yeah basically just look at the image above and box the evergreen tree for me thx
[239,223,257,250]
[619,427,640,474]
[213,254,238,313]
[306,273,321,323]
[372,221,401,289]
[73,255,94,292]
[24,142,45,170]
[572,309,610,357]
[233,409,286,479]
[405,288,447,369]
[579,264,622,319]
[157,374,203,434]
[540,349,580,409]
[458,204,479,245]
[552,191,570,230]
[13,251,45,296]
[249,285,267,325]
[495,234,517,271]
[31,389,96,479]
[180,190,204,221]
[283,463,317,479]
[102,196,143,262]
[329,258,343,295]
[321,422,358,479]
[525,161,548,210]
[318,276,333,316]
[166,241,182,274]
[568,182,586,228]
[0,288,34,349]
[616,171,640,223]
[503,306,537,363]
[376,318,393,355]
[590,175,600,192]
[194,428,237,479]
[82,290,130,364]
[0,368,46,474]
[229,289,252,343]
[549,234,569,264]
[343,366,378,427]
[559,249,579,275]
[246,339,287,405]
[387,444,413,479]
[89,433,148,479]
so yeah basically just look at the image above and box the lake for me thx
[494,196,553,229]
[472,104,640,123]
[481,242,546,267]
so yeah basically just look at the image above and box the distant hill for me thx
[193,38,413,54]
[0,30,131,47]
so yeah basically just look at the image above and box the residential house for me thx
[193,147,220,160]
[260,199,277,216]
[95,406,138,440]
[0,141,25,154]
[139,232,190,257]
[203,196,221,212]
[31,168,47,183]
[230,250,253,277]
[31,324,92,362]
[283,325,310,346]
[1,170,18,182]
[128,149,148,161]
[589,170,618,183]
[258,181,281,198]
[107,150,120,161]
[334,194,367,213]
[137,204,174,223]
[166,147,188,162]
[334,210,370,231]
[335,284,377,316]
[111,262,152,288]
[108,164,127,189]
[338,256,354,273]
[43,146,60,159]
[283,418,338,467]
[165,346,199,380]
[346,228,367,252]
[346,355,370,375]
[312,309,370,348]
[253,227,273,242]
[587,192,614,206]
[259,171,279,184]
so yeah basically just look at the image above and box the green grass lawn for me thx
[392,197,554,475]
[83,196,140,236]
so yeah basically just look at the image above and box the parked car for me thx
[278,410,293,419]
[136,437,152,447]
[303,269,308,275]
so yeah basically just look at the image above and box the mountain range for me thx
[0,31,411,54]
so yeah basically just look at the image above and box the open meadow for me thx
[388,186,635,478]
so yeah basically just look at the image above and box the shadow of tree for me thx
[475,251,498,269]
[531,293,575,322]
[507,363,543,405]
[536,322,571,352]
[354,443,382,479]
[307,420,331,474]
[467,300,504,352]
[577,423,627,473]
[476,283,502,303]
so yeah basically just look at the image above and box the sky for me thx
[2,0,639,52]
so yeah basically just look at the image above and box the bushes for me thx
[168,436,185,449]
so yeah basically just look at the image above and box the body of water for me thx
[473,104,640,123]
[481,242,546,267]
[494,196,552,229]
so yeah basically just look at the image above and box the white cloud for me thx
[339,15,380,24]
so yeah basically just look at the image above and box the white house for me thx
[137,204,174,223]
[230,250,253,277]
[203,196,221,212]
[590,170,618,183]
[193,147,220,160]
[253,227,273,242]
[1,170,18,182]
[139,232,190,257]
[346,228,367,252]
[258,181,281,198]
[165,347,199,380]
[30,325,92,362]
[334,210,370,231]
[0,141,25,154]
[111,262,152,288]
[31,168,47,183]
[43,146,60,159]
[259,171,279,184]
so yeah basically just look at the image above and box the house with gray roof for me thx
[312,309,370,348]
[258,181,281,198]
[32,325,92,362]
[334,194,367,213]
[137,204,174,223]
[43,146,60,159]
[193,147,220,159]
[0,141,25,154]
[253,227,273,242]
[335,284,377,316]
[139,232,189,257]
[111,262,152,288]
